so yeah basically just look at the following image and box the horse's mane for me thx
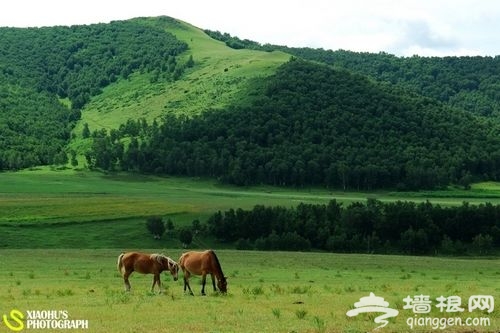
[150,253,161,260]
[150,253,176,267]
[209,250,224,277]
[150,253,167,262]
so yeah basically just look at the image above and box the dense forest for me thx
[0,17,187,170]
[205,29,500,117]
[205,199,500,255]
[87,59,500,189]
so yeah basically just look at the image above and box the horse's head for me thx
[217,276,228,293]
[166,258,179,281]
[155,255,179,281]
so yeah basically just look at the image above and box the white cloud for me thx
[0,0,499,56]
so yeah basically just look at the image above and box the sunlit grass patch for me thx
[0,250,498,332]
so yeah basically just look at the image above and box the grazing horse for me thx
[179,250,227,295]
[117,252,178,292]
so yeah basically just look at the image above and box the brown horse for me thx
[179,250,227,295]
[117,252,178,292]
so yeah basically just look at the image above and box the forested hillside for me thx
[3,17,500,191]
[0,17,187,169]
[205,30,500,117]
[285,50,500,117]
[87,59,500,190]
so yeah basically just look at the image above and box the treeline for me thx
[87,59,500,190]
[204,29,500,117]
[206,200,500,255]
[204,30,264,50]
[0,17,188,170]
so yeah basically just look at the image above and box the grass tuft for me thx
[295,310,307,319]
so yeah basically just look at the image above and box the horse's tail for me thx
[117,253,125,276]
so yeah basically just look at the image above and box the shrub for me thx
[471,234,493,255]
[179,228,193,247]
[146,216,165,239]
[236,238,254,250]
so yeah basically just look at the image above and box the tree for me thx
[82,123,91,138]
[179,228,193,247]
[191,219,206,235]
[165,218,175,234]
[236,238,253,250]
[53,150,68,165]
[439,235,456,255]
[471,234,493,255]
[146,216,165,239]
[399,227,429,255]
[186,55,194,68]
[70,150,78,167]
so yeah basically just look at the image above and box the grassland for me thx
[3,168,500,248]
[0,249,498,332]
[1,169,499,331]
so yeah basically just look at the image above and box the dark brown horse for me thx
[179,250,227,295]
[117,252,178,292]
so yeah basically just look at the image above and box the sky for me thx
[1,0,499,57]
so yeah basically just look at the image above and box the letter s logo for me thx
[2,309,24,332]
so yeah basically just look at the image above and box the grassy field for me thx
[3,168,500,248]
[1,169,499,331]
[0,249,498,333]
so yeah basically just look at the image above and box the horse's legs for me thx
[210,273,216,292]
[201,273,207,296]
[151,273,161,293]
[123,270,132,292]
[157,273,162,293]
[183,271,194,296]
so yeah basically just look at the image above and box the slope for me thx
[205,30,500,117]
[76,17,290,134]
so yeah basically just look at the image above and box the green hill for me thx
[0,16,289,166]
[0,17,188,168]
[87,59,500,189]
[205,30,500,117]
[78,17,290,133]
[2,16,500,191]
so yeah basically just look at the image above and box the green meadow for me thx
[1,169,500,331]
[0,249,498,332]
[3,168,500,248]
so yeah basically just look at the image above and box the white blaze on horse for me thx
[117,252,178,292]
[179,250,227,295]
